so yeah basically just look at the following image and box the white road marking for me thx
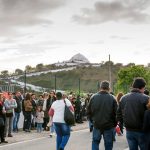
[0,129,88,148]
[0,128,129,150]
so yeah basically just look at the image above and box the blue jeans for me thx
[92,127,114,150]
[37,123,43,132]
[50,123,55,133]
[13,112,20,131]
[54,122,70,150]
[126,130,145,150]
[89,120,93,128]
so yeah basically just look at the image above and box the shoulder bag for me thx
[64,100,75,126]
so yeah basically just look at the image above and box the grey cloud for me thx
[72,0,150,25]
[90,40,104,44]
[110,35,132,40]
[0,0,65,35]
[133,51,141,55]
[145,48,150,53]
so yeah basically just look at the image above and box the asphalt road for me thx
[0,129,128,150]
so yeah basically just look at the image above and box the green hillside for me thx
[19,62,122,93]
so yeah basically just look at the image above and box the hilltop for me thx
[0,53,124,93]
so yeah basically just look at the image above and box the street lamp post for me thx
[54,74,56,93]
[109,54,112,89]
[24,70,26,94]
[78,78,80,95]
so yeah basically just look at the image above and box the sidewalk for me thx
[3,121,88,145]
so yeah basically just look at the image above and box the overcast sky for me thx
[0,0,150,72]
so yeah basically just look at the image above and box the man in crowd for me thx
[117,77,150,150]
[87,80,117,150]
[13,91,22,132]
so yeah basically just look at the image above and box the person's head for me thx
[56,92,62,100]
[43,92,49,99]
[62,92,67,99]
[25,93,31,101]
[144,89,149,95]
[15,91,21,97]
[100,80,110,91]
[77,94,80,99]
[0,93,3,102]
[8,92,13,99]
[116,92,124,103]
[39,95,43,100]
[37,106,42,112]
[50,91,55,97]
[132,77,146,93]
[68,95,72,100]
[31,93,36,99]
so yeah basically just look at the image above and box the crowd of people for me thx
[0,77,150,150]
[87,77,150,150]
[0,89,88,145]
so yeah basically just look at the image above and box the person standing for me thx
[4,92,17,137]
[13,91,22,132]
[75,95,83,123]
[116,92,124,135]
[35,106,44,133]
[42,92,49,130]
[0,93,8,144]
[43,91,56,135]
[24,93,33,132]
[117,77,150,150]
[31,94,37,129]
[49,92,74,150]
[87,80,117,150]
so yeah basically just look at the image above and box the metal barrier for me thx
[0,85,15,92]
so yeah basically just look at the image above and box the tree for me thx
[125,63,135,67]
[15,69,23,75]
[0,70,9,78]
[115,65,150,93]
[36,63,44,71]
[25,65,33,73]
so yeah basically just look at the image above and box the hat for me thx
[100,81,110,90]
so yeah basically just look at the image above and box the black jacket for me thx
[0,102,5,119]
[87,91,117,131]
[143,110,150,132]
[14,96,22,113]
[117,89,149,131]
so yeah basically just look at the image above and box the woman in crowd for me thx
[4,92,17,137]
[116,92,124,134]
[42,92,49,130]
[49,92,74,150]
[24,93,33,132]
[0,93,8,144]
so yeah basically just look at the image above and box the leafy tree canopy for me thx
[117,65,150,90]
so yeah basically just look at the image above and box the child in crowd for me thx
[36,106,44,133]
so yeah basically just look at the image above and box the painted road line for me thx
[0,129,88,148]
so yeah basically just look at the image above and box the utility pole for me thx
[24,70,26,94]
[109,54,112,89]
[54,74,56,93]
[78,78,80,95]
